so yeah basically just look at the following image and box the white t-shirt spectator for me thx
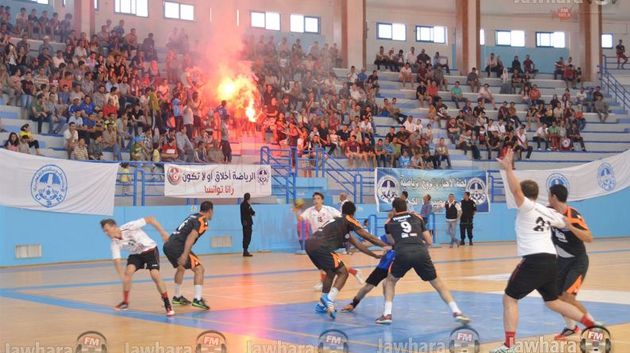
[64,128,78,142]
[403,119,417,133]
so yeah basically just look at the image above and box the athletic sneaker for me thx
[192,298,210,310]
[353,269,365,285]
[375,314,393,325]
[341,303,355,313]
[172,296,192,305]
[554,326,580,340]
[489,344,516,353]
[313,281,323,291]
[165,304,175,316]
[454,312,471,324]
[320,294,336,319]
[315,303,327,313]
[114,301,129,311]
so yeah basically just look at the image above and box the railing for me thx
[600,55,630,113]
[487,169,505,203]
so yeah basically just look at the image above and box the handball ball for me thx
[294,198,305,208]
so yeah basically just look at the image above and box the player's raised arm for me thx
[178,230,199,267]
[497,149,525,207]
[144,216,170,242]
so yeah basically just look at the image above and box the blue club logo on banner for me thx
[546,173,570,191]
[30,164,68,208]
[375,168,489,213]
[376,175,400,205]
[597,163,616,192]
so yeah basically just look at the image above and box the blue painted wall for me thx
[1,188,629,266]
[481,45,570,74]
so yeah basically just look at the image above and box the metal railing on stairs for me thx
[600,55,630,114]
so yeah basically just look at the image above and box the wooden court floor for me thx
[1,238,629,353]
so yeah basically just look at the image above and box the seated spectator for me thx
[533,123,549,151]
[399,63,413,88]
[593,96,610,122]
[484,53,501,77]
[375,138,387,167]
[563,64,577,89]
[30,93,51,134]
[450,81,464,109]
[457,129,479,159]
[435,98,449,128]
[466,67,480,93]
[514,126,533,160]
[18,136,32,154]
[547,121,560,151]
[18,123,42,155]
[398,150,412,168]
[160,137,179,162]
[554,57,566,80]
[510,56,522,73]
[567,121,586,152]
[345,134,361,168]
[433,52,450,74]
[374,46,387,70]
[71,138,89,160]
[416,81,429,107]
[478,84,497,110]
[4,132,19,152]
[434,137,451,169]
[529,84,543,106]
[89,134,104,160]
[361,136,376,168]
[523,55,537,77]
[446,118,460,145]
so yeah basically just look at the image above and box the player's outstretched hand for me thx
[382,245,392,252]
[496,149,514,170]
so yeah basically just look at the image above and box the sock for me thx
[352,297,361,307]
[194,285,203,300]
[161,292,169,300]
[320,272,326,282]
[504,331,515,348]
[328,288,339,301]
[383,301,393,316]
[174,284,181,297]
[348,267,358,276]
[580,314,595,328]
[564,317,576,329]
[123,290,129,303]
[447,301,461,314]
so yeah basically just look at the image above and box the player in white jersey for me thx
[295,192,364,291]
[491,150,601,353]
[100,216,174,316]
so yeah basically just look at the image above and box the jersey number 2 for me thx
[533,217,550,232]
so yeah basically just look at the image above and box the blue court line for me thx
[0,288,628,352]
[4,248,630,292]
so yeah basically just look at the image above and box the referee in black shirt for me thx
[459,192,477,246]
[240,193,255,257]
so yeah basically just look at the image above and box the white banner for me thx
[500,150,630,208]
[164,164,272,198]
[0,149,119,215]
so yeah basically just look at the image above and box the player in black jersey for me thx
[163,201,213,310]
[306,201,389,319]
[548,184,595,340]
[376,197,470,325]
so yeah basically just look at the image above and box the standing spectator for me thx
[400,190,415,213]
[444,194,461,248]
[240,193,256,257]
[459,192,477,246]
[221,118,232,163]
[616,39,627,69]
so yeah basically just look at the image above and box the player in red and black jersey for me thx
[163,201,213,310]
[548,184,595,340]
[306,201,389,319]
[376,197,470,325]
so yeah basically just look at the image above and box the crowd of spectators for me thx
[0,6,607,173]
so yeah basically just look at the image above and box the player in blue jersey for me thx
[341,234,395,313]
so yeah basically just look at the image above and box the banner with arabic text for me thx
[375,168,489,213]
[164,164,272,198]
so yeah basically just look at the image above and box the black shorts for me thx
[127,247,160,271]
[557,255,589,295]
[389,248,437,281]
[505,253,558,301]
[163,241,201,270]
[366,267,389,286]
[305,242,344,272]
